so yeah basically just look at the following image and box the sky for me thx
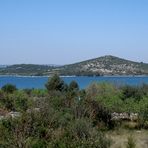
[0,0,148,65]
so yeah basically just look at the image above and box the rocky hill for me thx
[0,56,148,76]
[58,55,148,76]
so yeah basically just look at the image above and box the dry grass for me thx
[107,129,148,148]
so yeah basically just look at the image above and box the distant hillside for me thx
[0,64,55,76]
[58,55,148,76]
[0,56,148,76]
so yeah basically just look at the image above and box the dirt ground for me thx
[107,129,148,148]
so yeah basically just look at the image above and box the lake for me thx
[0,76,148,89]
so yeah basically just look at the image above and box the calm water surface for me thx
[0,76,148,89]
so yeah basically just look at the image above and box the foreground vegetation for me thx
[0,74,148,147]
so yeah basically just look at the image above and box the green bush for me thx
[121,85,144,101]
[86,82,122,111]
[1,84,17,94]
[0,90,30,111]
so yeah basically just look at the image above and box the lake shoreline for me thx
[0,74,148,78]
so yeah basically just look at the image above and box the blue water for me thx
[0,76,148,89]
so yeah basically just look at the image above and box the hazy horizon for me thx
[0,0,148,65]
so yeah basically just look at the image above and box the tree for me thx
[69,81,79,92]
[45,74,66,92]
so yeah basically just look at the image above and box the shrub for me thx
[1,84,17,94]
[1,91,30,111]
[26,138,47,148]
[126,135,136,148]
[23,88,33,96]
[86,83,122,111]
[138,106,148,129]
[121,85,143,101]
[86,100,115,129]
[14,91,29,111]
[68,118,91,139]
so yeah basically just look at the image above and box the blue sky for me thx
[0,0,148,64]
